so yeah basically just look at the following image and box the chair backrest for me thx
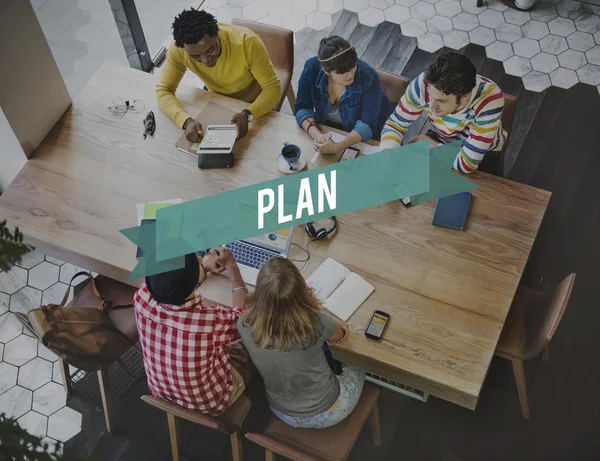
[374,68,409,108]
[502,93,517,135]
[232,18,294,74]
[533,273,576,355]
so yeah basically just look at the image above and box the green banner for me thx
[120,141,478,279]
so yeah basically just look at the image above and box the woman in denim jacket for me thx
[294,36,392,155]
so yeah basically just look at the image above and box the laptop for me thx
[223,228,294,285]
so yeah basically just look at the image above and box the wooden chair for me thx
[141,393,252,461]
[495,273,576,419]
[232,19,295,112]
[245,383,381,461]
[374,68,409,108]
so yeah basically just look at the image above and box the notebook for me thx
[431,191,472,231]
[306,258,375,321]
[175,102,238,157]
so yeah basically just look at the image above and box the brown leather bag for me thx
[24,272,136,373]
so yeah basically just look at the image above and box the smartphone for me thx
[365,310,390,340]
[340,146,359,162]
[400,197,412,207]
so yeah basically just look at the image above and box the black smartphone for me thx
[365,310,390,340]
[340,146,359,162]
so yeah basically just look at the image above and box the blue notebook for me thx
[431,192,472,231]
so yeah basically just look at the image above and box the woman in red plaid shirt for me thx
[133,248,251,416]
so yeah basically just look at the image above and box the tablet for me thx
[431,192,472,231]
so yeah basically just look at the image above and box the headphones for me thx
[305,216,337,241]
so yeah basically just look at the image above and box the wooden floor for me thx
[65,11,600,461]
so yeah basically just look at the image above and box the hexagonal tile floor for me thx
[0,253,93,448]
[206,0,600,93]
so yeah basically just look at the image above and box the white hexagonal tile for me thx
[0,292,8,316]
[402,17,427,36]
[469,25,496,46]
[18,411,48,438]
[359,6,385,25]
[0,386,32,419]
[295,0,318,15]
[587,46,600,65]
[540,34,569,54]
[479,9,505,29]
[487,0,508,11]
[417,32,444,52]
[443,29,469,49]
[427,15,453,34]
[18,357,53,391]
[522,70,552,91]
[344,0,370,12]
[460,0,482,14]
[503,8,531,26]
[33,382,67,416]
[385,4,411,23]
[548,16,576,36]
[486,40,514,60]
[503,55,533,76]
[423,0,443,4]
[9,286,42,315]
[208,0,228,8]
[41,282,71,307]
[217,5,242,23]
[395,0,419,6]
[522,20,550,39]
[259,15,282,26]
[0,361,18,394]
[229,0,252,6]
[435,0,462,18]
[307,10,332,29]
[28,262,59,291]
[47,407,82,442]
[0,313,23,343]
[452,12,479,31]
[556,0,585,19]
[550,67,579,88]
[318,0,344,13]
[495,23,523,43]
[16,252,44,270]
[52,361,64,385]
[594,30,600,45]
[242,2,267,20]
[281,13,306,31]
[58,263,91,285]
[530,4,558,24]
[410,2,436,20]
[0,342,3,360]
[5,334,38,366]
[577,63,600,85]
[514,37,541,58]
[0,266,28,295]
[575,13,600,34]
[558,48,587,69]
[531,52,560,72]
[44,255,65,266]
[567,31,595,51]
[370,0,394,8]
[38,343,59,363]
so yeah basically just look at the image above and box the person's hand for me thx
[183,118,203,143]
[209,246,238,271]
[314,137,340,154]
[330,319,350,344]
[202,252,225,275]
[315,133,331,145]
[231,112,249,140]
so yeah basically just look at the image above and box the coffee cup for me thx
[281,143,301,171]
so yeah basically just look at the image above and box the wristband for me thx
[232,286,248,294]
[305,121,318,133]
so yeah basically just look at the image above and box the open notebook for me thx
[306,258,375,321]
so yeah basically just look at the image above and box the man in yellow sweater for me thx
[157,9,281,142]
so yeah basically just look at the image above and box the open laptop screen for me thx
[243,228,293,254]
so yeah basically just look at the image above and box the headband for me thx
[318,46,355,63]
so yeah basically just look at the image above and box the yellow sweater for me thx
[156,23,281,128]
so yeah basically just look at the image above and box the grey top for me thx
[327,102,343,125]
[237,312,340,417]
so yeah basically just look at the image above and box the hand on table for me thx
[203,246,238,274]
[330,318,350,345]
[231,111,249,140]
[314,136,340,155]
[184,118,203,143]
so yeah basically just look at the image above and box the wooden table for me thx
[0,62,551,410]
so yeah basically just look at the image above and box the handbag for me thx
[21,272,137,373]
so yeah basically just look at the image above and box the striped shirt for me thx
[380,72,507,173]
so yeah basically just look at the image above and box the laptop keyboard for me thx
[225,241,280,269]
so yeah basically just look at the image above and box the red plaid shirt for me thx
[133,285,243,416]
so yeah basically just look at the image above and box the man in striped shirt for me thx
[380,52,507,174]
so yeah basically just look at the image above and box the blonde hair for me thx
[242,258,324,352]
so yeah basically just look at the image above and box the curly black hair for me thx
[426,52,476,103]
[318,36,358,74]
[172,8,219,48]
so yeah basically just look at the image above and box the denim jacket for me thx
[294,57,392,141]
